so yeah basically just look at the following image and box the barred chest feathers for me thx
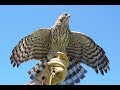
[48,13,71,59]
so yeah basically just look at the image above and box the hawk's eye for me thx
[64,13,68,16]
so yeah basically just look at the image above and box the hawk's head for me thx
[57,13,71,24]
[53,13,71,28]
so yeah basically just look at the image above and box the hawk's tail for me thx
[57,61,87,85]
[28,60,87,85]
[28,61,46,80]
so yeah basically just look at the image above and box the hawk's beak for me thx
[67,14,71,17]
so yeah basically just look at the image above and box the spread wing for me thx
[66,31,110,75]
[10,28,51,67]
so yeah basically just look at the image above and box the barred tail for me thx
[28,61,47,80]
[58,61,87,85]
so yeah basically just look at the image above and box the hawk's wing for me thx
[10,28,51,67]
[28,31,110,85]
[66,31,110,75]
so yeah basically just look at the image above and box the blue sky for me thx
[0,5,120,85]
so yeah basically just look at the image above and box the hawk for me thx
[10,13,110,85]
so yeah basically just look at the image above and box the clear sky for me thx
[0,5,119,85]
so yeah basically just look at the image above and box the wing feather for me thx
[66,31,110,75]
[10,28,51,67]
